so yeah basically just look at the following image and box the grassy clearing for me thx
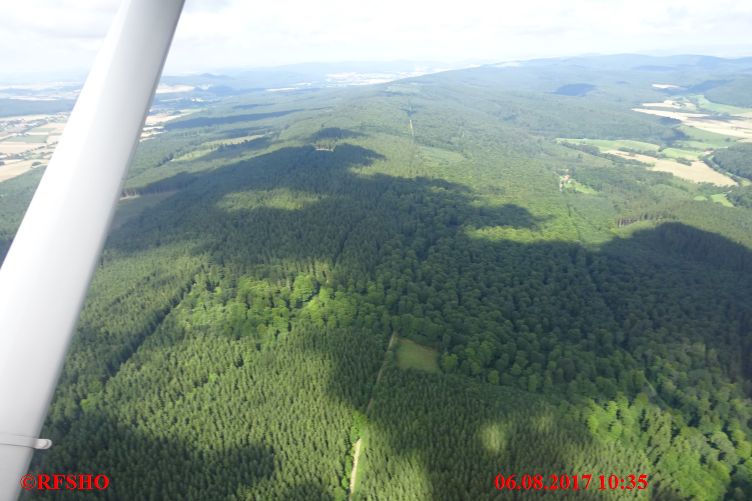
[218,188,323,212]
[569,180,598,194]
[172,135,266,162]
[710,193,734,207]
[395,338,439,373]
[675,140,718,151]
[173,148,214,162]
[694,193,735,207]
[204,134,265,148]
[557,138,660,152]
[661,147,701,160]
[418,145,466,165]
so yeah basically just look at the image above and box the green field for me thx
[660,147,701,160]
[677,124,737,149]
[395,338,439,373]
[204,134,266,148]
[569,179,598,194]
[695,193,736,207]
[170,135,267,163]
[172,147,214,162]
[693,94,752,116]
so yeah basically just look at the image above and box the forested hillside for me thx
[2,55,752,500]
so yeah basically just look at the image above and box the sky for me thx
[1,0,752,81]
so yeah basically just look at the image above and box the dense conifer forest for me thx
[3,55,752,499]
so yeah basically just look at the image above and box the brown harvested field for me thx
[641,99,697,111]
[144,109,196,126]
[681,118,752,140]
[0,160,39,182]
[632,108,706,120]
[633,108,752,140]
[0,141,44,155]
[606,150,736,186]
[140,110,196,141]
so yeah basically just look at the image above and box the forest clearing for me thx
[395,338,440,373]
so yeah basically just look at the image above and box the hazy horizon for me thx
[3,51,752,86]
[2,0,752,82]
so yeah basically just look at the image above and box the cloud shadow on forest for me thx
[85,141,752,499]
[27,410,278,500]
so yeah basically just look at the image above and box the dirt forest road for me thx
[348,332,397,500]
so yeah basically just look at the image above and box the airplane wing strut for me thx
[0,1,184,498]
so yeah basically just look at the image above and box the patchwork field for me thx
[0,113,66,182]
[0,108,193,182]
[606,149,736,186]
[634,101,752,141]
[562,95,751,189]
